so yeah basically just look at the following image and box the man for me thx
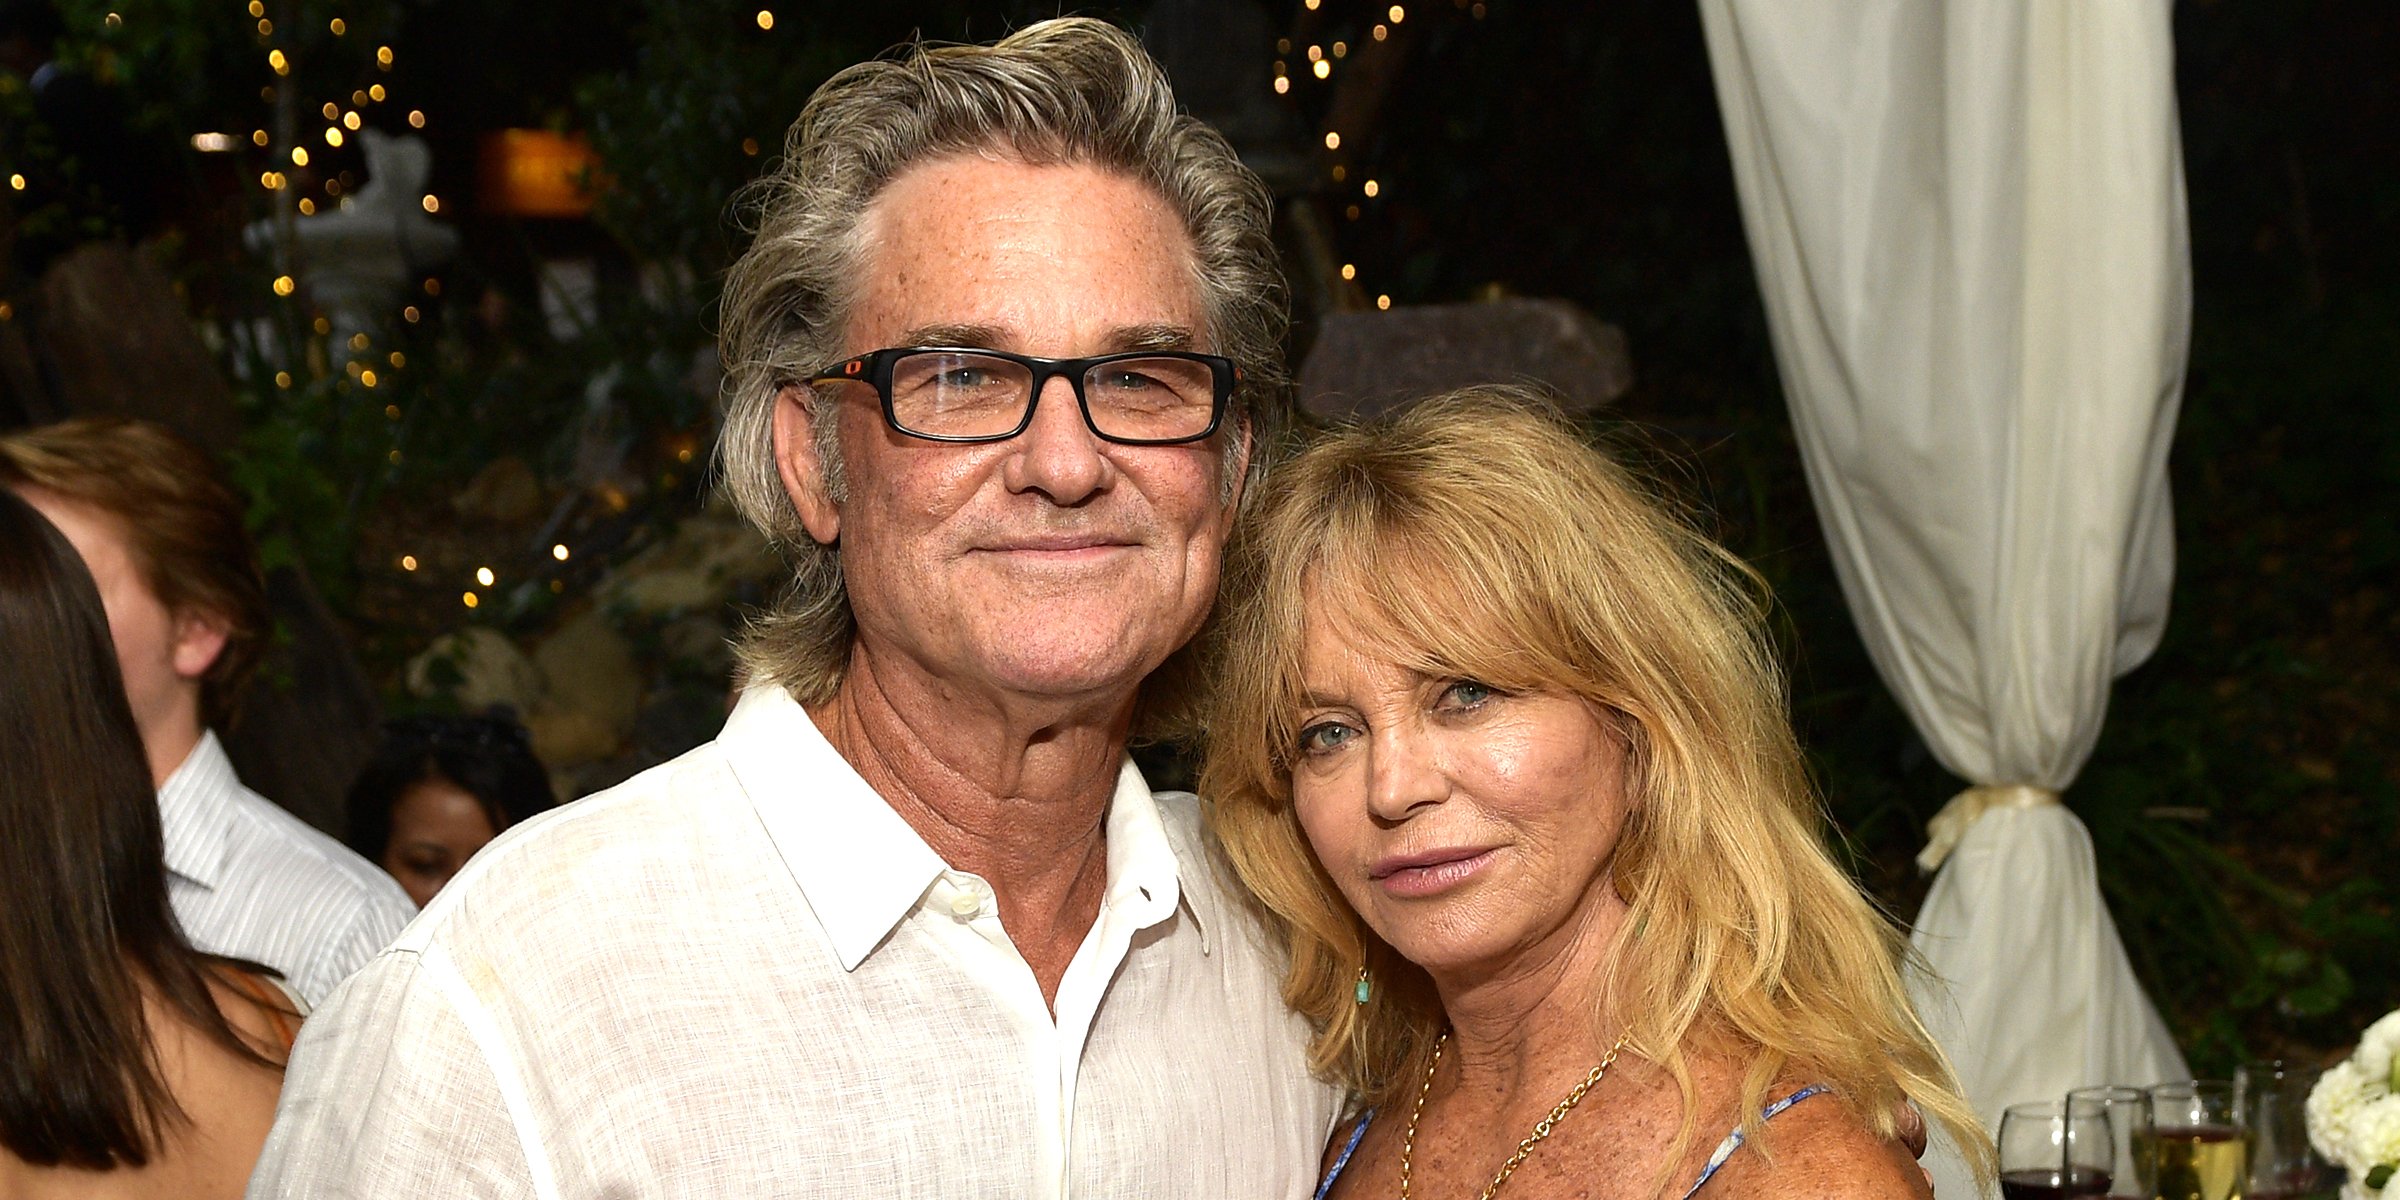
[250,19,1340,1196]
[0,418,417,1005]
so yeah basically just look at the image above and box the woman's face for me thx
[379,777,500,909]
[1289,612,1637,981]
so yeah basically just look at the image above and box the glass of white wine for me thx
[2150,1080,2246,1200]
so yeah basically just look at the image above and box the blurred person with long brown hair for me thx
[0,487,298,1199]
[1203,389,1989,1199]
[0,418,414,1006]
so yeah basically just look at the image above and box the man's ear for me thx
[169,608,232,683]
[772,384,841,545]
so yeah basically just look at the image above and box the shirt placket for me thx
[926,870,1071,1200]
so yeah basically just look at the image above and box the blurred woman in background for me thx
[344,714,555,907]
[1203,390,1988,1199]
[0,488,296,1199]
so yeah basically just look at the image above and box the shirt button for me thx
[950,888,986,919]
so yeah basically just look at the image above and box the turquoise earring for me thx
[1355,966,1371,1005]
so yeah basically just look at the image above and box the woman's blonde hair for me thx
[1200,387,1990,1183]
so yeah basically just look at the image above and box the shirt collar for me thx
[717,685,1197,971]
[156,731,240,891]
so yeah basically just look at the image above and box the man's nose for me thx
[1001,373,1112,504]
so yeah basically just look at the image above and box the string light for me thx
[476,567,496,586]
[375,45,393,67]
[267,49,288,74]
[322,102,339,119]
[251,129,269,146]
[314,316,332,334]
[1332,41,1348,58]
[291,146,309,166]
[350,332,372,350]
[297,197,315,214]
[369,84,386,101]
[403,305,421,323]
[1307,45,1323,61]
[385,403,401,419]
[1346,204,1362,219]
[400,555,418,571]
[1273,77,1289,94]
[274,371,293,388]
[360,369,378,387]
[272,275,296,296]
[1377,294,1393,310]
[103,12,120,27]
[423,278,442,296]
[1332,164,1347,182]
[325,127,344,147]
[1374,24,1389,41]
[407,110,425,128]
[256,17,271,34]
[1313,59,1331,79]
[552,544,571,561]
[1364,179,1381,197]
[462,591,478,608]
[247,0,263,14]
[420,194,440,213]
[1390,5,1406,21]
[1341,263,1357,280]
[388,351,406,367]
[741,137,760,156]
[1324,132,1341,150]
[343,111,361,130]
[8,174,25,191]
[755,9,774,29]
[328,17,346,34]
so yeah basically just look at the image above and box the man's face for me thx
[778,153,1245,710]
[13,487,223,763]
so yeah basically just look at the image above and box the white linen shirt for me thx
[160,730,417,1005]
[247,687,1342,1198]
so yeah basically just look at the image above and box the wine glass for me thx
[2237,1061,2333,1200]
[2068,1086,2156,1200]
[2151,1080,2247,1200]
[2000,1100,2117,1200]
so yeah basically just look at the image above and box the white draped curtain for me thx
[1697,3,2193,1195]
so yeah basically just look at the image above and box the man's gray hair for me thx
[716,16,1288,709]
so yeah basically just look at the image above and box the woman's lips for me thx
[1369,847,1499,898]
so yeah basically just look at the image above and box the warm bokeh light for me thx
[272,275,296,296]
[476,567,496,587]
[756,9,774,29]
[552,544,571,562]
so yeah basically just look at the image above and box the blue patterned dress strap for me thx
[1315,1110,1376,1200]
[1678,1085,1831,1200]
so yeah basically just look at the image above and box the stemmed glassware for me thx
[2236,1061,2336,1200]
[2150,1080,2247,1200]
[2068,1086,2157,1200]
[2000,1099,2119,1200]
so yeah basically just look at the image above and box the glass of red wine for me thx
[2237,1061,2332,1200]
[2150,1080,2247,1200]
[2000,1099,2116,1200]
[2068,1086,2157,1200]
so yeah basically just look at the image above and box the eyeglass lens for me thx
[887,351,1218,441]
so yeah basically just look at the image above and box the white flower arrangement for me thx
[2309,1008,2400,1200]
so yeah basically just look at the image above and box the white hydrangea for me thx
[2312,1009,2400,1200]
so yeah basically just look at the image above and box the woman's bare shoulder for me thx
[1702,1089,1932,1200]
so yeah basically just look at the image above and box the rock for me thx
[404,627,543,714]
[1297,296,1635,420]
[453,455,545,523]
[597,514,780,616]
[524,707,620,768]
[531,610,640,743]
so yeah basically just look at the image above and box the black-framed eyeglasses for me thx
[806,346,1238,446]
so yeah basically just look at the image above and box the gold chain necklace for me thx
[1397,1027,1633,1200]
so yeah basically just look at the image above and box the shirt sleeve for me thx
[247,947,541,1198]
[289,883,419,1008]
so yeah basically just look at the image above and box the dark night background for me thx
[2,0,2393,1071]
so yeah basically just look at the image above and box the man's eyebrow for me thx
[1104,324,1201,354]
[896,322,1010,349]
[887,323,1203,355]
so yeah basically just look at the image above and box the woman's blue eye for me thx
[1437,680,1495,710]
[1296,721,1357,756]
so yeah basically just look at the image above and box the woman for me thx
[0,489,296,1198]
[345,714,554,908]
[1202,390,1991,1199]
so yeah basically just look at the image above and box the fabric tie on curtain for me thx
[1917,785,2061,873]
[1697,3,2195,1196]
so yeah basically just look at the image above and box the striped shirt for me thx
[160,731,417,1005]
